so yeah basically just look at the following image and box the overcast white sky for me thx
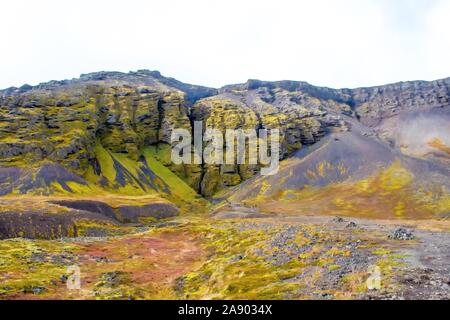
[0,0,449,89]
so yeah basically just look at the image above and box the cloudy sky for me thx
[1,0,449,89]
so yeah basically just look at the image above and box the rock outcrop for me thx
[0,71,449,198]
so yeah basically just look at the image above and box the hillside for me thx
[0,71,449,220]
[0,71,449,300]
[1,71,449,199]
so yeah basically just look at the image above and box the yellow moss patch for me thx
[93,143,116,183]
[379,161,414,192]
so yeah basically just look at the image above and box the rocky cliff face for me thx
[0,71,449,198]
[0,71,209,197]
[193,77,450,195]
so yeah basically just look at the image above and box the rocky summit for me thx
[0,70,449,300]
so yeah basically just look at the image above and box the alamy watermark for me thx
[171,121,280,175]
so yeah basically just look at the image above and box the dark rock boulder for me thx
[117,203,179,223]
[0,207,118,240]
[346,222,357,228]
[390,228,415,240]
[50,200,117,219]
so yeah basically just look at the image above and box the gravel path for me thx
[214,206,450,299]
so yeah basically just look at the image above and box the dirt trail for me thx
[287,216,450,299]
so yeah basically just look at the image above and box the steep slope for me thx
[212,79,450,219]
[375,108,450,165]
[222,122,450,219]
[190,77,450,196]
[0,70,214,208]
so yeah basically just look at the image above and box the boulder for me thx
[390,228,415,240]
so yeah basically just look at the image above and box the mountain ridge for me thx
[0,69,449,213]
[2,69,450,94]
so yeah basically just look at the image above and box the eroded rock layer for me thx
[0,71,449,198]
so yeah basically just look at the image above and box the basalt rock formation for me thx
[0,70,449,203]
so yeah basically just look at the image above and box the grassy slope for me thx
[1,142,206,217]
[241,161,450,220]
[142,146,198,200]
[83,143,201,204]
